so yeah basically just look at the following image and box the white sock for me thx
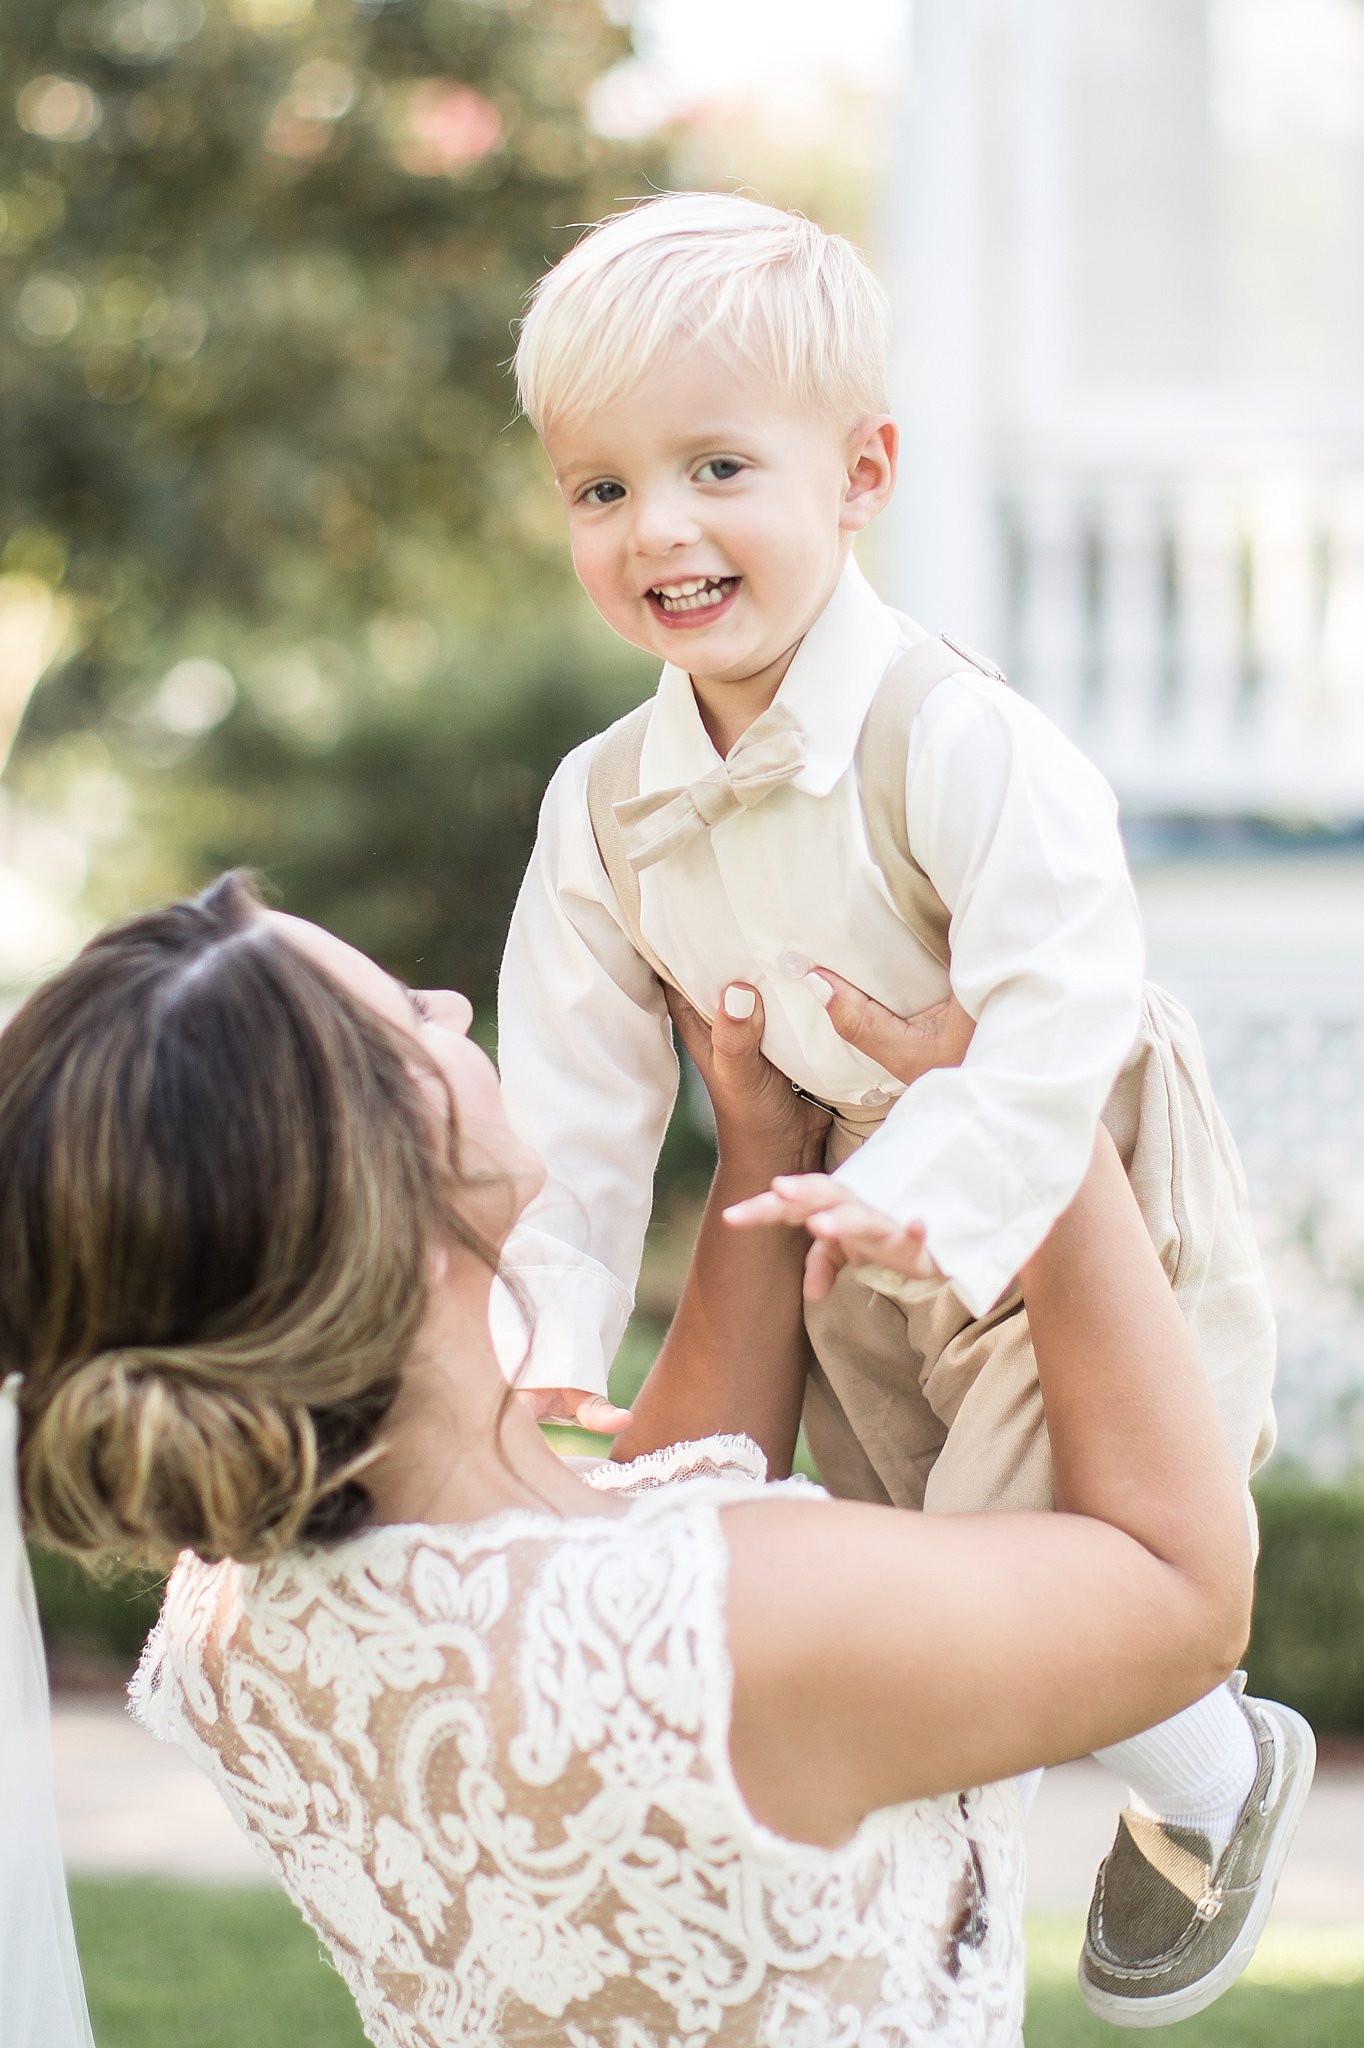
[1015,1766,1045,1819]
[1093,1683,1259,1851]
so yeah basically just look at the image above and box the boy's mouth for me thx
[645,575,739,624]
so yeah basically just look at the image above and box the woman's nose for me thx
[422,990,473,1036]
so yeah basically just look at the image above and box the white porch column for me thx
[876,0,997,647]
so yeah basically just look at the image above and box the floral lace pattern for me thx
[131,1435,1025,2047]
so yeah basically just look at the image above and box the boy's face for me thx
[543,341,895,720]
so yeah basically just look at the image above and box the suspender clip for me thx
[940,633,1008,685]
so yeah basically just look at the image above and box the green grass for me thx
[71,1880,366,2048]
[69,1881,1364,2048]
[1027,1917,1364,2045]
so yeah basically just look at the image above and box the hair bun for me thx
[20,1351,326,1570]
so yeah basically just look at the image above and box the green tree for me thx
[1,0,662,1010]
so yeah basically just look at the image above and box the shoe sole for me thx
[1077,1702,1317,2030]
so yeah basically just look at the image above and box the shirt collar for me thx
[640,557,914,798]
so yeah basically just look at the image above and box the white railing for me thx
[999,464,1364,817]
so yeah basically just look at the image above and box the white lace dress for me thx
[130,1435,1025,2048]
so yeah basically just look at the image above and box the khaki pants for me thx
[802,985,1277,1526]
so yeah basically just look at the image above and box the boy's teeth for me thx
[653,576,733,613]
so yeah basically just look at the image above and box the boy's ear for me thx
[840,416,898,531]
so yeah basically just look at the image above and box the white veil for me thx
[1,1375,97,2048]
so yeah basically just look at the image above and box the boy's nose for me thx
[628,489,703,558]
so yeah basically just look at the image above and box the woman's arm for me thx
[720,998,1253,1848]
[609,986,828,1474]
[615,985,985,1470]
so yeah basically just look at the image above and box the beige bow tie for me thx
[614,703,808,873]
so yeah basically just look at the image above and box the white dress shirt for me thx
[497,557,1145,1394]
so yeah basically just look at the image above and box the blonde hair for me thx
[515,191,890,435]
[1,874,505,1573]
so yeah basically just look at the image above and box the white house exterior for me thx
[880,0,1364,819]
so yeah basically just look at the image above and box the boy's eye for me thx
[696,457,744,483]
[580,480,625,507]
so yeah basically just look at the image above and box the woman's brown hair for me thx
[0,873,489,1571]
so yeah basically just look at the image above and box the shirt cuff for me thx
[492,1240,633,1397]
[832,1120,1054,1320]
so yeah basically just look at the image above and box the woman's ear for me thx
[840,416,898,532]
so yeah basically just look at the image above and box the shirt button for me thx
[861,1087,892,1107]
[778,950,811,979]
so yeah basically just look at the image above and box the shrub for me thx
[1246,1480,1364,1735]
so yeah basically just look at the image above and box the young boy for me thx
[496,191,1312,2025]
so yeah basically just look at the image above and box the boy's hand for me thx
[719,971,973,1298]
[667,981,830,1169]
[516,1388,633,1434]
[724,1175,937,1300]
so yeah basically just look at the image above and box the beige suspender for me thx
[584,636,1006,990]
[584,702,684,994]
[854,635,995,968]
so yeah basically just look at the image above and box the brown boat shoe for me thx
[1078,1680,1316,2028]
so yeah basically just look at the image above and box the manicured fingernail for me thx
[723,986,756,1020]
[805,972,834,1007]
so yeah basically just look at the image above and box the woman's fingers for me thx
[712,982,766,1064]
[662,985,711,1069]
[810,970,976,1086]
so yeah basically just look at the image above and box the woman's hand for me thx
[610,981,828,1471]
[515,979,832,1440]
[724,972,976,1298]
[807,970,975,1084]
[666,982,830,1175]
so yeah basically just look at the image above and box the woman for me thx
[1,875,1252,2047]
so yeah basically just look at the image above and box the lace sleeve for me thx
[129,1495,1025,2047]
[579,1432,769,1495]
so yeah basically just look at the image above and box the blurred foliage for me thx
[1246,1479,1364,1734]
[29,1540,163,1671]
[1,0,664,1008]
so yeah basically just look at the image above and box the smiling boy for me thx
[495,192,1310,2025]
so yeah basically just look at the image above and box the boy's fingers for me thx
[849,1236,935,1278]
[806,1200,898,1241]
[574,1394,633,1435]
[516,1388,632,1433]
[801,1201,934,1286]
[724,1175,842,1228]
[803,1237,846,1300]
[724,1192,810,1229]
[807,1207,927,1255]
